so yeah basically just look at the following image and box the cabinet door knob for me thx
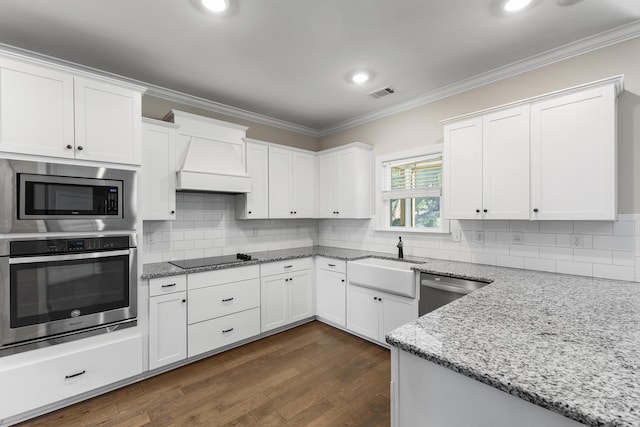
[171,210,175,214]
[483,209,488,213]
[475,209,480,213]
[182,299,186,303]
[77,146,83,151]
[248,211,252,214]
[341,279,345,282]
[65,144,73,149]
[533,208,539,213]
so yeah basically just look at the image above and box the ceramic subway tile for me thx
[524,232,556,246]
[613,250,635,266]
[496,255,524,269]
[574,248,613,264]
[556,260,593,277]
[450,251,472,263]
[482,221,510,232]
[555,234,571,247]
[592,235,634,251]
[509,220,540,232]
[483,243,510,256]
[540,246,573,261]
[524,257,557,273]
[539,221,573,234]
[509,244,539,258]
[573,221,613,235]
[593,264,635,281]
[613,220,634,236]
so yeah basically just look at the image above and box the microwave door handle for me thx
[9,249,131,264]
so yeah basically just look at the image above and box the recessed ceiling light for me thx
[201,0,229,13]
[503,0,532,12]
[352,72,370,84]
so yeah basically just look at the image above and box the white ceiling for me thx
[0,0,639,136]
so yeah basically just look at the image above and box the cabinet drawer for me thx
[188,308,260,357]
[261,257,313,277]
[188,278,260,324]
[188,265,259,290]
[0,335,142,419]
[316,257,346,274]
[149,275,187,297]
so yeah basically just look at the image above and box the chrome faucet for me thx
[397,236,404,259]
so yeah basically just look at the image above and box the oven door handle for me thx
[9,249,132,264]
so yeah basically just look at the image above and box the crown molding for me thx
[144,84,320,137]
[317,20,640,137]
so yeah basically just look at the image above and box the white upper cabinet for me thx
[443,76,621,221]
[74,76,142,165]
[444,106,530,220]
[140,118,178,220]
[0,57,75,159]
[0,55,144,165]
[236,139,269,219]
[317,143,372,219]
[268,145,316,218]
[530,84,617,220]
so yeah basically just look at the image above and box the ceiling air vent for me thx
[368,86,395,99]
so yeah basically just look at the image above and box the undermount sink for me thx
[347,257,423,298]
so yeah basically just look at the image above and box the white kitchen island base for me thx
[391,348,583,427]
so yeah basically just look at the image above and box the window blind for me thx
[382,155,442,200]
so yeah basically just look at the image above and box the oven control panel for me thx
[10,235,132,256]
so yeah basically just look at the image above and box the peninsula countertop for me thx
[386,259,640,427]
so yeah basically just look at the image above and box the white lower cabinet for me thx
[148,275,187,370]
[315,257,347,327]
[0,334,142,420]
[187,266,261,358]
[347,285,417,345]
[261,258,314,332]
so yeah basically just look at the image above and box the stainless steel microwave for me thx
[0,160,136,233]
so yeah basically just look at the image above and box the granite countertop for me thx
[386,259,640,427]
[141,245,425,279]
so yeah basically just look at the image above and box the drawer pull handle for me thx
[161,283,176,288]
[222,328,234,333]
[328,264,336,267]
[65,370,86,379]
[284,265,293,269]
[222,297,234,302]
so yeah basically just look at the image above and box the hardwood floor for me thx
[19,322,391,426]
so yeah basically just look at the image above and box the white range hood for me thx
[167,110,251,194]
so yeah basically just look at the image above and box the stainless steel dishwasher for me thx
[419,273,491,316]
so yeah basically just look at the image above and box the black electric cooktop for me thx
[169,253,255,269]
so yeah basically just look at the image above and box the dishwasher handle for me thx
[421,280,473,295]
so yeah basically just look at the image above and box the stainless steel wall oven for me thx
[0,234,137,355]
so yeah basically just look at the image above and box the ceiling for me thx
[0,1,639,136]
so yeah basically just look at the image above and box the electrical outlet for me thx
[474,231,484,244]
[571,234,584,248]
[512,231,523,245]
[451,229,461,242]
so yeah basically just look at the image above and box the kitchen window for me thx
[377,146,447,233]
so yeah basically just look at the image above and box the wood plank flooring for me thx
[19,321,390,426]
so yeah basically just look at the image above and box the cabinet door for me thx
[335,149,358,217]
[292,150,316,217]
[288,269,314,323]
[531,86,616,220]
[268,146,293,218]
[261,275,288,332]
[347,286,379,341]
[149,291,187,370]
[316,268,346,327]
[482,106,530,220]
[0,58,75,159]
[381,295,417,342]
[443,117,483,219]
[74,76,141,165]
[317,152,337,218]
[244,141,269,218]
[141,121,177,220]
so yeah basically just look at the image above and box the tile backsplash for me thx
[143,193,639,282]
[142,192,318,264]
